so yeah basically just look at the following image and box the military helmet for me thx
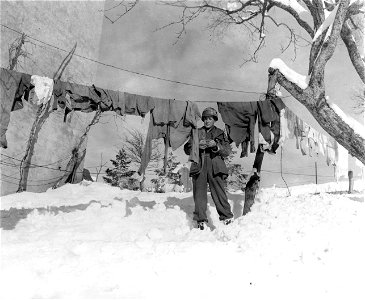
[202,107,218,121]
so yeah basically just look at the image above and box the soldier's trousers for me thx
[192,155,233,222]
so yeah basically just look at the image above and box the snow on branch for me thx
[329,101,365,139]
[269,58,309,89]
[271,0,308,15]
[312,3,339,42]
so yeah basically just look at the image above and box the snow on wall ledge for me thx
[269,58,309,89]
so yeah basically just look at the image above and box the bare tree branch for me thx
[310,0,350,89]
[341,20,365,83]
[268,0,314,37]
[95,153,108,182]
[104,0,139,24]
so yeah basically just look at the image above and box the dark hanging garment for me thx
[90,85,113,111]
[1,68,32,148]
[217,101,257,157]
[54,80,97,121]
[257,94,285,154]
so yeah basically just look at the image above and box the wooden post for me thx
[163,101,170,175]
[315,161,318,184]
[348,170,354,194]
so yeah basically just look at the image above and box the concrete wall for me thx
[1,1,104,195]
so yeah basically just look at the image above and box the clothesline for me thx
[1,67,348,182]
[1,23,292,98]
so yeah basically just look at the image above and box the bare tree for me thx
[124,128,163,166]
[8,33,32,70]
[95,153,108,181]
[124,128,163,191]
[108,0,365,164]
[18,44,77,192]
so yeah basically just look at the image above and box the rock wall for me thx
[1,1,104,195]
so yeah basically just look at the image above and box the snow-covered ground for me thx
[1,180,364,299]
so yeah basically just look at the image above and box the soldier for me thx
[184,107,233,230]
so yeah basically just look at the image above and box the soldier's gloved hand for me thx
[206,140,217,148]
[199,140,207,149]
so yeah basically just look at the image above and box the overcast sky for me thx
[85,1,364,187]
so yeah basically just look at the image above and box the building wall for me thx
[1,1,105,195]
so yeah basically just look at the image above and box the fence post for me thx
[315,161,318,184]
[348,170,354,194]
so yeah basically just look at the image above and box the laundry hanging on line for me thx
[138,99,201,176]
[0,67,350,180]
[284,106,349,180]
[30,75,54,106]
[217,101,257,157]
[0,68,32,148]
[257,93,285,154]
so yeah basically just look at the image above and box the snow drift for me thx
[1,180,364,299]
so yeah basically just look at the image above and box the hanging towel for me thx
[138,113,162,176]
[30,75,54,106]
[278,108,289,146]
[1,68,32,148]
